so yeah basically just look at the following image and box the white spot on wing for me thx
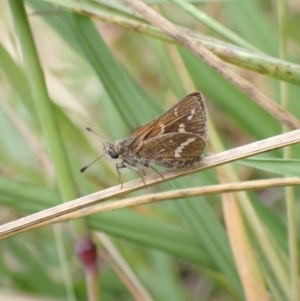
[159,124,165,134]
[187,109,196,121]
[178,123,186,133]
[175,138,196,158]
[174,108,178,116]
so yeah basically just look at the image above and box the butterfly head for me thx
[80,128,121,173]
[104,137,135,161]
[104,142,120,160]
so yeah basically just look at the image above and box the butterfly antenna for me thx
[80,152,106,173]
[86,127,109,143]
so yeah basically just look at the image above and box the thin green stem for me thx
[168,0,258,51]
[9,1,77,202]
[277,1,299,300]
[8,1,99,300]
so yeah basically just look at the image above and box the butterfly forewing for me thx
[157,92,207,137]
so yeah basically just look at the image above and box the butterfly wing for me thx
[129,92,207,152]
[136,133,206,168]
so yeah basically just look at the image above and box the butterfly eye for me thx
[110,150,119,159]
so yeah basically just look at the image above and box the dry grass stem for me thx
[1,129,300,239]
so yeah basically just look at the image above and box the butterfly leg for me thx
[115,163,124,188]
[116,161,148,188]
[134,169,147,188]
[149,165,171,188]
[125,166,147,188]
